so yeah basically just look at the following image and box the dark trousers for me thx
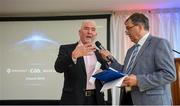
[84,90,97,105]
[84,95,97,105]
[120,88,133,105]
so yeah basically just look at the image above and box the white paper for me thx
[89,61,102,84]
[100,75,128,92]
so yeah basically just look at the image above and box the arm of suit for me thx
[109,58,124,71]
[54,45,75,73]
[137,39,176,92]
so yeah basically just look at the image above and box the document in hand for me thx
[92,67,126,83]
[100,75,127,92]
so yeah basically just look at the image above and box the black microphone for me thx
[173,49,180,54]
[95,41,113,62]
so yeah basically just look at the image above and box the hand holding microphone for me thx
[99,50,112,62]
[95,41,113,62]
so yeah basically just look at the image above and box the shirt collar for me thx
[137,32,150,46]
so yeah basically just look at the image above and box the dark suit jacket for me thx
[54,42,109,105]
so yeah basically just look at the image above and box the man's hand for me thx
[72,43,96,59]
[123,74,138,87]
[99,50,112,62]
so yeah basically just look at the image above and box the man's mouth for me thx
[86,36,92,38]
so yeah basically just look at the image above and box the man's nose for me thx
[87,29,92,34]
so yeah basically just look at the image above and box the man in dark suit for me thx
[54,20,108,105]
[100,13,176,105]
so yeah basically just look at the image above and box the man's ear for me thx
[139,24,144,30]
[78,30,81,35]
[79,29,81,33]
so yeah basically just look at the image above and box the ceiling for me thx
[0,0,180,16]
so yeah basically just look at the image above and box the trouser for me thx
[120,88,133,105]
[84,90,97,105]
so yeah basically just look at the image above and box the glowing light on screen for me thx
[15,32,60,50]
[17,34,59,45]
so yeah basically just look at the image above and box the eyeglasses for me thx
[125,25,137,33]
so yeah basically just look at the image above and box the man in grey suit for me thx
[100,13,176,105]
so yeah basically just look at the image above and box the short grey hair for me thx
[81,20,96,29]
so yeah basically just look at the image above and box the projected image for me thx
[7,32,60,80]
[1,30,62,99]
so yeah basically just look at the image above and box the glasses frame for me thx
[125,25,137,33]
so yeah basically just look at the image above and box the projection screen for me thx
[0,15,110,100]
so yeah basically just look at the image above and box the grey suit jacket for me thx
[111,35,176,105]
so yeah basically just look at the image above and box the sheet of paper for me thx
[89,61,102,84]
[100,75,128,92]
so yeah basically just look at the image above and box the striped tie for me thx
[125,44,139,92]
[126,44,139,74]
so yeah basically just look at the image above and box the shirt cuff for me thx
[72,57,77,64]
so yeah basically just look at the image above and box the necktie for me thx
[126,44,139,74]
[125,44,139,92]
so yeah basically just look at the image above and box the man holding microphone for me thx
[99,13,176,105]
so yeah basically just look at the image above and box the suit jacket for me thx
[54,42,109,105]
[111,35,176,105]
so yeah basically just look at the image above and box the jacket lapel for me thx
[78,57,87,76]
[72,42,87,76]
[131,35,152,71]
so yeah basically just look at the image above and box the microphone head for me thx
[95,41,101,47]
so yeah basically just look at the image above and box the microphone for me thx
[95,41,113,62]
[173,49,180,54]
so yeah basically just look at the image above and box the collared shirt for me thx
[84,52,97,90]
[72,41,96,90]
[137,32,150,50]
[126,32,150,72]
